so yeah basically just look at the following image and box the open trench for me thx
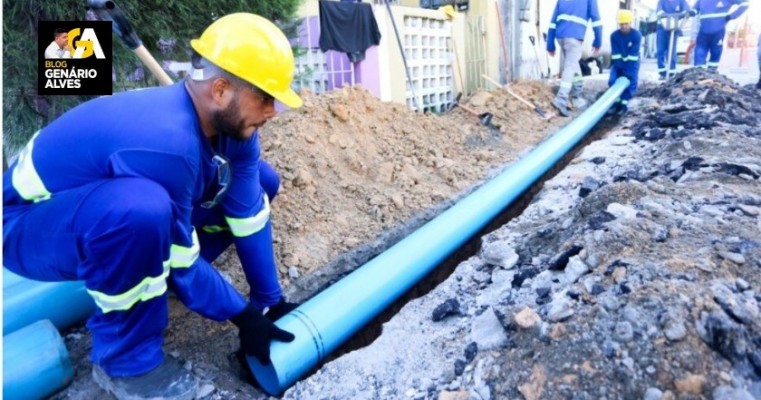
[273,114,624,386]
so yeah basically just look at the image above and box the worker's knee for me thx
[259,160,280,201]
[77,178,173,237]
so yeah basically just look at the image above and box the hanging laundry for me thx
[319,0,381,62]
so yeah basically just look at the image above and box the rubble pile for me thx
[635,68,761,140]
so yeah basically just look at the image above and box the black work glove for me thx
[230,303,295,365]
[264,298,299,321]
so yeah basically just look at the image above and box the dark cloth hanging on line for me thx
[319,0,381,62]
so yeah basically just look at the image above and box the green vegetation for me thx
[3,0,302,157]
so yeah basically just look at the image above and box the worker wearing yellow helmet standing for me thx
[607,10,641,116]
[4,13,300,399]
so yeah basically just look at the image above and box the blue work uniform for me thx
[691,0,749,70]
[546,0,603,51]
[546,0,602,104]
[3,82,283,377]
[609,28,642,114]
[656,0,691,77]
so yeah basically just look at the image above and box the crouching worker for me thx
[608,10,642,116]
[3,13,301,400]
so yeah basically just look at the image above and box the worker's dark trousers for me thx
[608,67,639,112]
[656,27,681,77]
[694,29,725,71]
[3,162,280,378]
[4,178,174,377]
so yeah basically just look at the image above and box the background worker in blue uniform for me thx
[546,0,603,117]
[655,0,691,79]
[3,13,301,400]
[607,10,642,116]
[690,0,749,71]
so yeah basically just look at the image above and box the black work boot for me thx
[92,357,198,400]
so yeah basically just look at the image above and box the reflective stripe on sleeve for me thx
[87,262,170,313]
[699,12,728,19]
[549,23,557,29]
[225,195,271,237]
[12,131,52,202]
[591,20,603,27]
[170,229,200,268]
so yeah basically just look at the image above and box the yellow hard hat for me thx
[191,13,302,108]
[440,5,456,20]
[617,9,634,25]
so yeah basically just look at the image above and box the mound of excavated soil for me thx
[237,82,564,288]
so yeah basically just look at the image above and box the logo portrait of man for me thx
[44,28,71,59]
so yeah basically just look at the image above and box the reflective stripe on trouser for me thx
[2,178,176,377]
[556,38,583,102]
[694,30,725,70]
[656,27,681,76]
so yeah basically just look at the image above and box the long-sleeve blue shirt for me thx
[610,28,642,77]
[657,0,691,17]
[691,0,749,34]
[3,82,282,320]
[547,0,602,52]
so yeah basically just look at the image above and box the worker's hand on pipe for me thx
[264,297,299,322]
[548,51,555,57]
[230,303,295,365]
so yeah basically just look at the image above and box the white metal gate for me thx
[464,14,487,93]
[400,14,455,112]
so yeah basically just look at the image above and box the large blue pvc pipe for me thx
[249,78,631,394]
[3,319,74,399]
[3,268,95,335]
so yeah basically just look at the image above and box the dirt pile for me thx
[254,82,563,287]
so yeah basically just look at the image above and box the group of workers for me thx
[547,0,751,117]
